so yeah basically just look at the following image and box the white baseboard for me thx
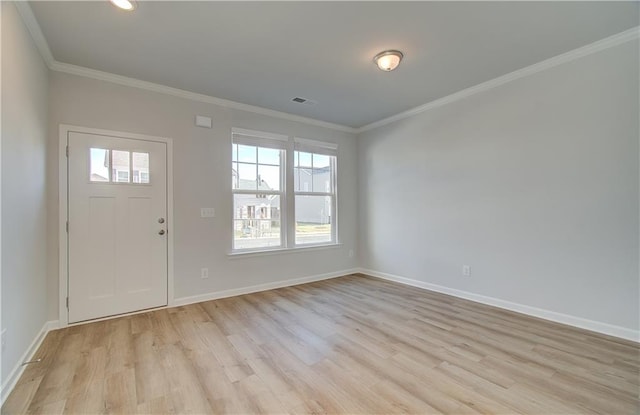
[1,320,60,406]
[173,268,360,307]
[359,268,639,343]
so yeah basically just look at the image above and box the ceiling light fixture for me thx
[109,0,136,11]
[373,50,403,72]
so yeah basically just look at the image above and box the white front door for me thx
[68,131,168,323]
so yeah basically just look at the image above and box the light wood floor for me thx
[3,274,639,414]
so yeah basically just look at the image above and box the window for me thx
[132,152,150,183]
[232,132,286,251]
[294,149,336,245]
[89,148,110,182]
[116,170,130,183]
[89,148,150,184]
[232,129,338,253]
[112,150,130,183]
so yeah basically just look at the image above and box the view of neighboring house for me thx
[294,165,332,224]
[232,174,281,239]
[231,165,332,239]
[90,148,150,183]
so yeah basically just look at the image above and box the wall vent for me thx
[292,97,318,105]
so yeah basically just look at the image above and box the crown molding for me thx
[13,1,55,66]
[14,1,638,136]
[49,61,357,133]
[14,2,356,134]
[355,26,640,134]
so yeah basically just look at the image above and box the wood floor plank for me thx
[3,274,638,414]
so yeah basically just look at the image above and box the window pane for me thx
[232,144,238,162]
[296,151,312,167]
[112,150,130,183]
[237,145,256,163]
[294,152,334,192]
[232,162,238,189]
[258,147,280,165]
[295,195,332,245]
[90,148,109,182]
[312,154,330,169]
[258,164,280,191]
[132,152,149,183]
[238,163,257,190]
[312,156,332,192]
[234,194,281,250]
[294,166,311,192]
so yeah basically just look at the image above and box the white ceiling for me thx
[30,1,639,129]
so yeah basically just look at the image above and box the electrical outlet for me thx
[348,249,354,258]
[462,265,471,276]
[200,208,215,218]
[201,268,209,279]
[1,329,7,354]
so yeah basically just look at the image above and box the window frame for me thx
[292,141,337,247]
[231,128,338,254]
[232,130,288,252]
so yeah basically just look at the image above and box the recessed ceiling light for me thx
[109,0,136,11]
[373,50,403,72]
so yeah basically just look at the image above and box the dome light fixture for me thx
[109,0,136,11]
[373,50,403,72]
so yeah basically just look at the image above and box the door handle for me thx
[158,229,166,235]
[158,218,165,224]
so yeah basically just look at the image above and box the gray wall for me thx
[1,2,50,386]
[358,41,639,331]
[47,72,359,319]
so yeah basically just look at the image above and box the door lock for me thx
[158,218,165,224]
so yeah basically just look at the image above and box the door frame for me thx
[58,124,174,327]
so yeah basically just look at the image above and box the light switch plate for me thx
[201,207,215,218]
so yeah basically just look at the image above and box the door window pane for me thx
[90,148,110,182]
[112,150,130,183]
[132,152,150,184]
[295,195,332,245]
[233,194,281,250]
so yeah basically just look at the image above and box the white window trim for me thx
[228,242,343,259]
[292,141,337,246]
[230,129,338,255]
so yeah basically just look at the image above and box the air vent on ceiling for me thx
[292,97,317,105]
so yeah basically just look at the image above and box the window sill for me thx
[227,243,343,259]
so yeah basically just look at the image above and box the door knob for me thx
[158,230,166,235]
[158,218,165,224]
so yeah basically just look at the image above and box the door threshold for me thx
[67,304,168,327]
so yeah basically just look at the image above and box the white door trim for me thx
[58,124,175,327]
